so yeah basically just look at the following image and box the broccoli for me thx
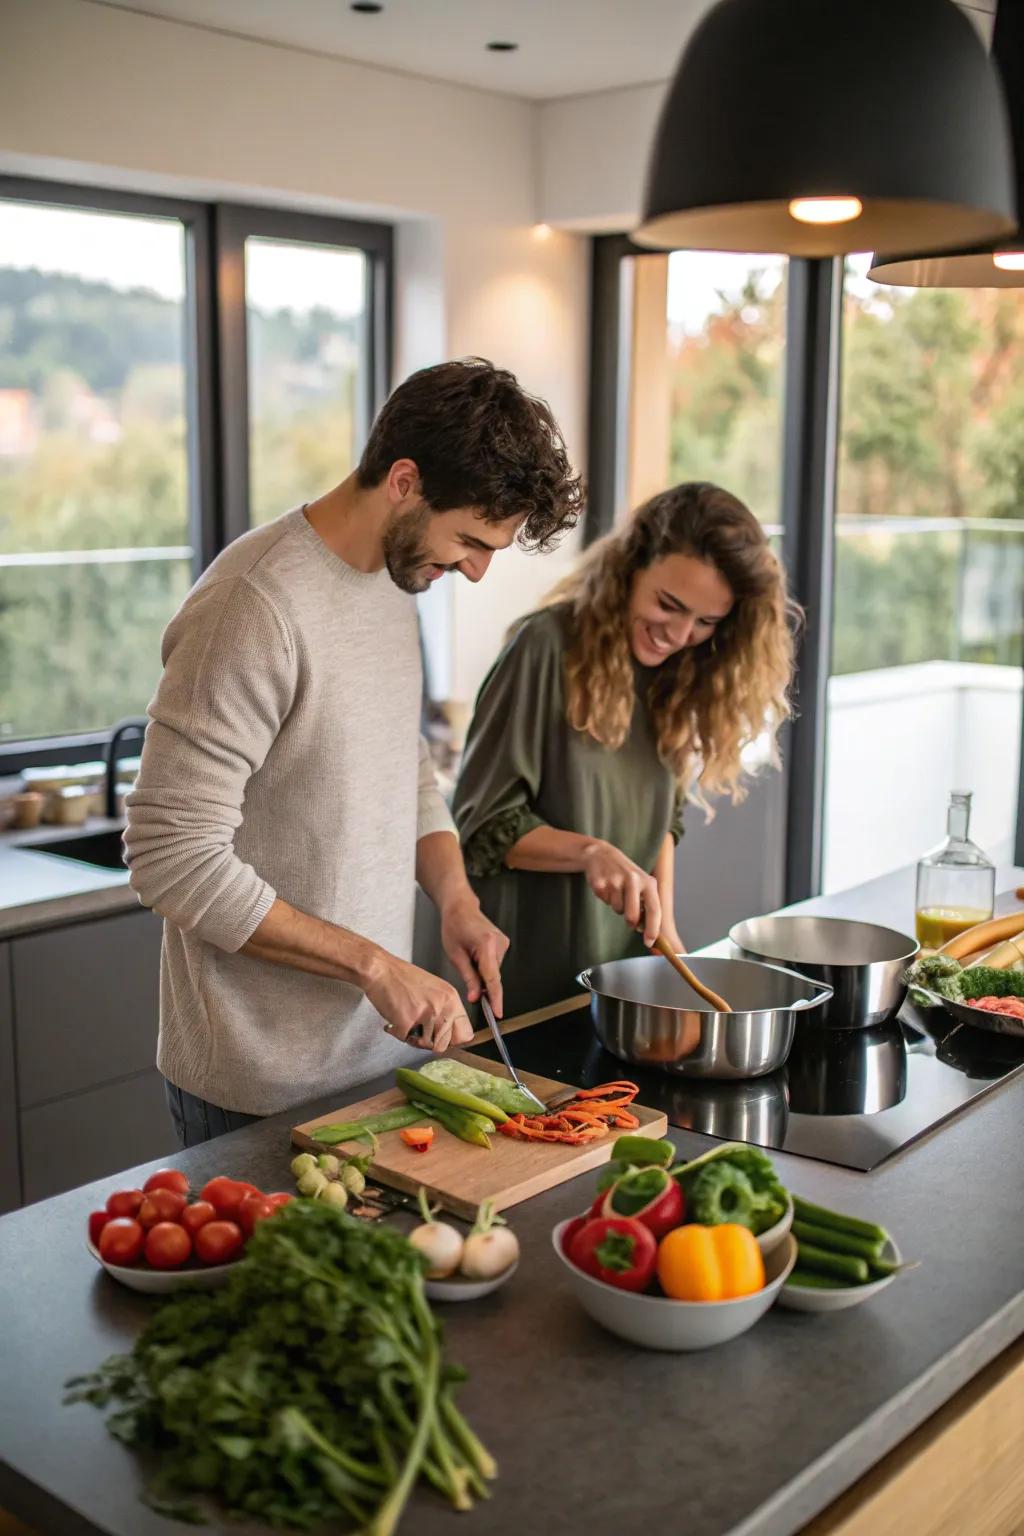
[905,954,964,1004]
[960,967,1024,1001]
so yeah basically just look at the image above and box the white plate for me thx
[776,1236,902,1312]
[553,1221,795,1351]
[756,1196,794,1258]
[424,1259,518,1303]
[87,1237,239,1293]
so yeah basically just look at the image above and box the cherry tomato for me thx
[265,1193,294,1210]
[194,1219,244,1266]
[143,1168,190,1198]
[144,1221,192,1270]
[237,1193,276,1237]
[105,1188,144,1219]
[87,1210,111,1247]
[179,1200,217,1236]
[98,1217,145,1266]
[138,1189,188,1228]
[200,1177,260,1220]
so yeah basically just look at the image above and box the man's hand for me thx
[441,892,510,1018]
[363,951,474,1053]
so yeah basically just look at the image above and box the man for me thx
[125,358,583,1144]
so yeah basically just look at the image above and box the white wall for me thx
[0,0,589,703]
[823,662,1021,894]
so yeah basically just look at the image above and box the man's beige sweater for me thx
[124,508,454,1115]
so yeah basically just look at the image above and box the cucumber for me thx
[786,1269,853,1290]
[792,1219,884,1263]
[419,1058,540,1117]
[396,1068,509,1125]
[792,1196,888,1246]
[611,1136,674,1168]
[310,1105,423,1143]
[795,1241,870,1284]
[868,1255,903,1278]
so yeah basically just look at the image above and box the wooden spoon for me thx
[652,933,732,1012]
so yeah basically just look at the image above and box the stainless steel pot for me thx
[729,915,919,1030]
[577,954,833,1080]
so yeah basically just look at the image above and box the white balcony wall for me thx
[823,662,1021,895]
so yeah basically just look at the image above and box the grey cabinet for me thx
[20,1068,175,1205]
[9,908,172,1205]
[12,909,163,1107]
[0,944,18,1214]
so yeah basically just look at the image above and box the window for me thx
[0,198,192,742]
[0,182,391,760]
[589,236,1024,899]
[666,251,787,529]
[245,238,369,526]
[822,256,1024,891]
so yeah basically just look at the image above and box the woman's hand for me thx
[581,841,662,947]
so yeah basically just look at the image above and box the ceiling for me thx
[94,0,997,101]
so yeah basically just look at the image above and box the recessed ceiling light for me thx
[350,2,383,13]
[486,40,518,52]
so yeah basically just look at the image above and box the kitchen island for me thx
[1,874,1022,1536]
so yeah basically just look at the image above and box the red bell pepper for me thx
[601,1165,684,1239]
[569,1216,657,1292]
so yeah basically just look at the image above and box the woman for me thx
[452,481,798,1018]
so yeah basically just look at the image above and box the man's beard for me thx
[382,502,443,594]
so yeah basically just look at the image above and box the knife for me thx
[479,994,549,1112]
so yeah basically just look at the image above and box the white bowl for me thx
[777,1236,902,1313]
[552,1221,796,1351]
[87,1237,239,1293]
[424,1259,518,1303]
[756,1196,794,1259]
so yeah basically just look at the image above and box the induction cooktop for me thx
[470,1002,1024,1171]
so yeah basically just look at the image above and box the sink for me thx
[28,830,128,871]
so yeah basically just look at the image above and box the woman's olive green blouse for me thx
[452,605,683,1019]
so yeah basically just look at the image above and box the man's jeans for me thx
[164,1077,263,1148]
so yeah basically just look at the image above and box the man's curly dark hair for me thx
[357,358,584,550]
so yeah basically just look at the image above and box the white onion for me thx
[460,1227,519,1280]
[409,1220,464,1279]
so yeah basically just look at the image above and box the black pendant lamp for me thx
[870,0,1024,287]
[634,0,1016,259]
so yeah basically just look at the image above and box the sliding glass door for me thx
[822,256,1024,892]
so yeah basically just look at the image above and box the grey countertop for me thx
[0,878,1023,1536]
[0,819,140,938]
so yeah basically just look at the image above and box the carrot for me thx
[400,1126,434,1150]
[496,1080,642,1144]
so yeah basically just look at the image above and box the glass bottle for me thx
[915,791,995,949]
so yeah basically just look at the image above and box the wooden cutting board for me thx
[291,1053,668,1221]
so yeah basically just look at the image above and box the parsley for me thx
[66,1200,495,1531]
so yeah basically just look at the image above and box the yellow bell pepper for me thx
[656,1222,765,1302]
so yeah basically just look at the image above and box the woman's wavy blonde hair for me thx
[538,482,800,810]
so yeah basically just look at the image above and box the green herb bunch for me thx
[66,1200,495,1532]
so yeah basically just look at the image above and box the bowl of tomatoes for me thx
[86,1169,292,1293]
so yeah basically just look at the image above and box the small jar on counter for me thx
[12,791,45,830]
[48,786,91,827]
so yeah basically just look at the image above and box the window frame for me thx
[0,177,392,773]
[587,237,1024,891]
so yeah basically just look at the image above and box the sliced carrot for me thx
[400,1126,434,1149]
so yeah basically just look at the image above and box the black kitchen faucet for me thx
[105,716,148,819]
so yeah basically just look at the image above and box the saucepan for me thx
[730,915,919,1030]
[577,954,833,1080]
